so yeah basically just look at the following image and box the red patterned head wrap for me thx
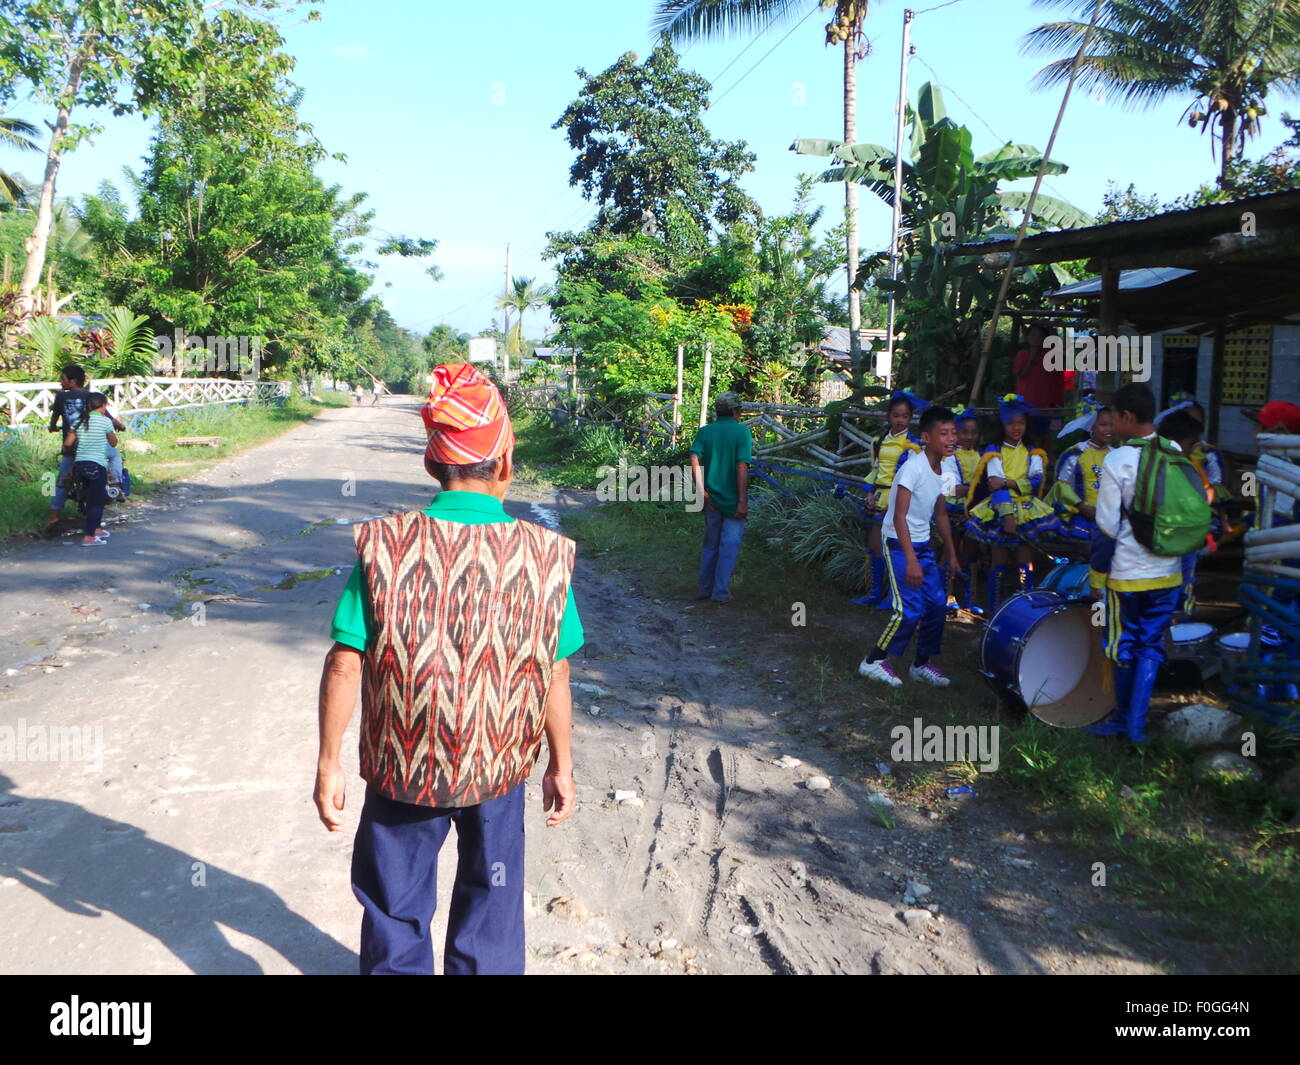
[421,363,515,465]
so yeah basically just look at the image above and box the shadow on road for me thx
[0,773,356,974]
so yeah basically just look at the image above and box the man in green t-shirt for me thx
[689,391,754,603]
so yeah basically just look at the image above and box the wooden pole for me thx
[969,0,1104,405]
[698,342,713,428]
[674,342,684,445]
[885,9,914,381]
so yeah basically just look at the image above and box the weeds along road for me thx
[0,398,1206,974]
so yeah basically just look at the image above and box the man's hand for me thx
[314,760,347,831]
[1001,514,1017,536]
[702,491,714,510]
[735,500,748,519]
[542,762,575,827]
[905,558,923,588]
[1079,503,1096,521]
[945,551,959,575]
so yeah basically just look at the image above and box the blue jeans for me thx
[351,783,525,975]
[74,460,107,537]
[698,506,745,601]
[51,454,74,511]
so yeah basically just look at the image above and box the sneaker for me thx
[858,659,902,687]
[909,663,950,687]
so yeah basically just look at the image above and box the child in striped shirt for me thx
[64,392,118,545]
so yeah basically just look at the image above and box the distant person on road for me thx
[370,380,384,406]
[46,363,89,528]
[316,361,583,975]
[352,383,364,405]
[689,391,754,604]
[62,392,117,545]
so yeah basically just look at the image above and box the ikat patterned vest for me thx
[354,512,575,808]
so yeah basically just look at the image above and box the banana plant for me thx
[793,82,1090,394]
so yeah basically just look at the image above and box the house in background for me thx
[958,189,1300,454]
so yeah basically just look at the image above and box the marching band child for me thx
[862,391,926,609]
[1050,396,1114,541]
[1158,394,1232,527]
[964,394,1059,611]
[1085,384,1186,742]
[859,406,961,688]
[941,405,983,614]
[1158,408,1211,616]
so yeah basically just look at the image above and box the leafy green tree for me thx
[655,0,876,390]
[800,83,1090,394]
[1023,0,1300,186]
[0,0,316,315]
[76,82,373,378]
[1096,180,1163,222]
[422,324,470,366]
[553,43,755,242]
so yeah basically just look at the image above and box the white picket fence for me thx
[0,376,291,429]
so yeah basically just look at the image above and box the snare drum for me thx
[1036,561,1092,602]
[1218,629,1284,683]
[1167,621,1214,659]
[980,590,1110,727]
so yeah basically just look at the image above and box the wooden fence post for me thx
[673,343,684,445]
[698,342,712,428]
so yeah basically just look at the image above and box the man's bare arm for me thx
[315,643,363,831]
[542,657,576,826]
[735,461,748,517]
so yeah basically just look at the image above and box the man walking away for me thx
[315,362,583,974]
[689,391,753,604]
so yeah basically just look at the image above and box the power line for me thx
[911,51,1073,203]
[712,4,820,106]
[913,0,969,14]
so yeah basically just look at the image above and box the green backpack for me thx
[1124,437,1211,556]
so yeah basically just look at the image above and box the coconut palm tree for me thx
[652,0,872,374]
[1023,0,1300,186]
[495,276,553,359]
[0,115,41,207]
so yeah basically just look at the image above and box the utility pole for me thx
[885,9,914,391]
[502,243,512,379]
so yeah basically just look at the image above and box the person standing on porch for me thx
[689,391,753,604]
[315,362,583,975]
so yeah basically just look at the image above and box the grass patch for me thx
[509,409,681,492]
[515,414,1300,972]
[0,391,327,540]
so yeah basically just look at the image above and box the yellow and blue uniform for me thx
[963,441,1059,544]
[942,447,982,521]
[866,430,922,522]
[1050,439,1112,540]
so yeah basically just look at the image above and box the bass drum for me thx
[980,589,1110,727]
[1036,561,1092,602]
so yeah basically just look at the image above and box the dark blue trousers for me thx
[351,782,525,975]
[876,538,947,658]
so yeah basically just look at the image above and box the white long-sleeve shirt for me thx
[1095,432,1183,590]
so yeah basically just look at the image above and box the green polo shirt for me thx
[329,491,584,661]
[689,415,754,517]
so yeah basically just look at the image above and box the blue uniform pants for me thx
[1103,585,1181,665]
[876,539,947,658]
[698,505,745,601]
[351,783,526,975]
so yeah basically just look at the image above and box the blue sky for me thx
[4,0,1294,337]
